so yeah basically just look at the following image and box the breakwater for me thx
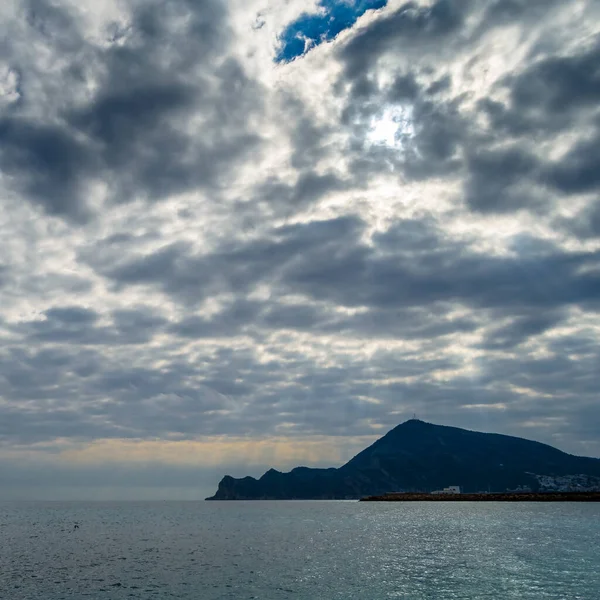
[360,492,600,502]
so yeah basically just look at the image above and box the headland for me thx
[207,420,600,500]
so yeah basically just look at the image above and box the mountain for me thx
[206,420,600,499]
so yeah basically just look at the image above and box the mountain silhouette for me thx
[206,420,600,499]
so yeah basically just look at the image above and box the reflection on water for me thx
[1,501,599,599]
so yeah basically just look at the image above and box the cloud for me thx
[337,0,470,77]
[84,215,365,304]
[505,39,600,121]
[9,305,166,345]
[0,0,263,221]
[544,129,600,195]
[333,0,600,213]
[0,117,97,222]
[1,0,599,498]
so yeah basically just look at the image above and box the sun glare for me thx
[367,105,415,148]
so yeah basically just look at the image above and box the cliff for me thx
[206,420,600,500]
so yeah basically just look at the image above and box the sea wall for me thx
[360,492,600,502]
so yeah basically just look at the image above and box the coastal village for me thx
[387,474,600,498]
[533,473,600,493]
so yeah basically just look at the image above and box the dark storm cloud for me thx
[0,0,262,221]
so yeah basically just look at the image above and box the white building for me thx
[431,485,461,495]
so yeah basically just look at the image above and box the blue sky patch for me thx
[275,0,388,63]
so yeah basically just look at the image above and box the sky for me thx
[0,0,599,500]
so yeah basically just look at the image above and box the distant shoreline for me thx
[360,492,600,502]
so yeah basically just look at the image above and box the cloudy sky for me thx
[1,0,599,500]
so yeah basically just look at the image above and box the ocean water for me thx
[1,501,599,599]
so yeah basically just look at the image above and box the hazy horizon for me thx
[2,419,599,501]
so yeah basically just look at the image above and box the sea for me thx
[1,501,599,599]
